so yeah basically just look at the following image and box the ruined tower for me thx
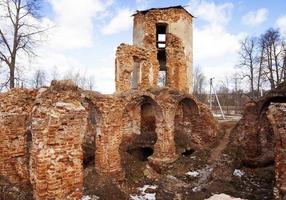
[115,6,193,93]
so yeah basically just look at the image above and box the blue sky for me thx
[32,0,286,93]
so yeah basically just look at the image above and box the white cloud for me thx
[47,0,113,49]
[276,15,286,37]
[136,0,151,9]
[187,0,245,82]
[188,0,233,26]
[30,0,116,93]
[242,8,268,26]
[101,9,133,35]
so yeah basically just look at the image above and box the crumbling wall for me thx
[0,80,218,199]
[116,8,193,93]
[267,103,286,200]
[231,90,286,167]
[30,81,87,200]
[231,102,261,159]
[83,91,124,179]
[115,44,154,92]
[174,100,218,153]
[119,89,218,172]
[165,33,188,92]
[133,7,193,92]
[0,88,36,183]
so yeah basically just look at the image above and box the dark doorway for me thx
[127,147,154,161]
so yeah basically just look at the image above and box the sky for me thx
[29,0,286,93]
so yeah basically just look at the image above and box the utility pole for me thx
[209,78,213,110]
[209,77,225,119]
[234,76,238,114]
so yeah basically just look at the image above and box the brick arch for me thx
[120,95,163,162]
[174,97,201,154]
[258,96,286,118]
[175,97,200,114]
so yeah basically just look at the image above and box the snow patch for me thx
[205,193,245,200]
[233,169,245,177]
[81,195,100,200]
[130,185,157,200]
[186,171,200,177]
[192,186,201,192]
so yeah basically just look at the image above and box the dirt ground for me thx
[0,119,274,200]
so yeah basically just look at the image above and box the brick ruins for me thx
[0,6,218,200]
[1,6,286,200]
[232,83,286,200]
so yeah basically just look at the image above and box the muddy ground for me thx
[0,120,274,200]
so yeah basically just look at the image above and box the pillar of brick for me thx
[94,99,124,179]
[30,82,87,200]
[149,107,178,168]
[267,103,286,200]
[0,114,30,183]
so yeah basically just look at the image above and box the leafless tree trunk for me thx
[260,29,283,89]
[281,43,286,82]
[0,0,47,89]
[237,37,256,98]
[32,69,46,88]
[193,65,205,95]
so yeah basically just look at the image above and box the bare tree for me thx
[237,37,257,98]
[193,65,205,95]
[282,42,286,82]
[0,0,46,89]
[260,29,283,89]
[63,69,95,90]
[32,69,46,88]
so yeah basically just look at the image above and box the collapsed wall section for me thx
[30,81,87,200]
[115,44,155,92]
[119,89,218,172]
[0,89,36,183]
[83,91,124,179]
[267,103,286,200]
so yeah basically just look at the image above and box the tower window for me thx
[157,50,167,87]
[156,24,167,49]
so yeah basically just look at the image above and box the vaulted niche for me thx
[156,24,167,87]
[174,98,199,156]
[126,97,159,162]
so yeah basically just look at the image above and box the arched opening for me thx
[126,98,158,161]
[259,96,286,117]
[174,98,199,156]
[247,96,286,165]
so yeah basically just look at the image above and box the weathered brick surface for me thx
[30,81,87,200]
[0,89,36,183]
[116,7,193,93]
[115,44,154,92]
[0,83,218,199]
[267,103,286,200]
[232,83,286,199]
